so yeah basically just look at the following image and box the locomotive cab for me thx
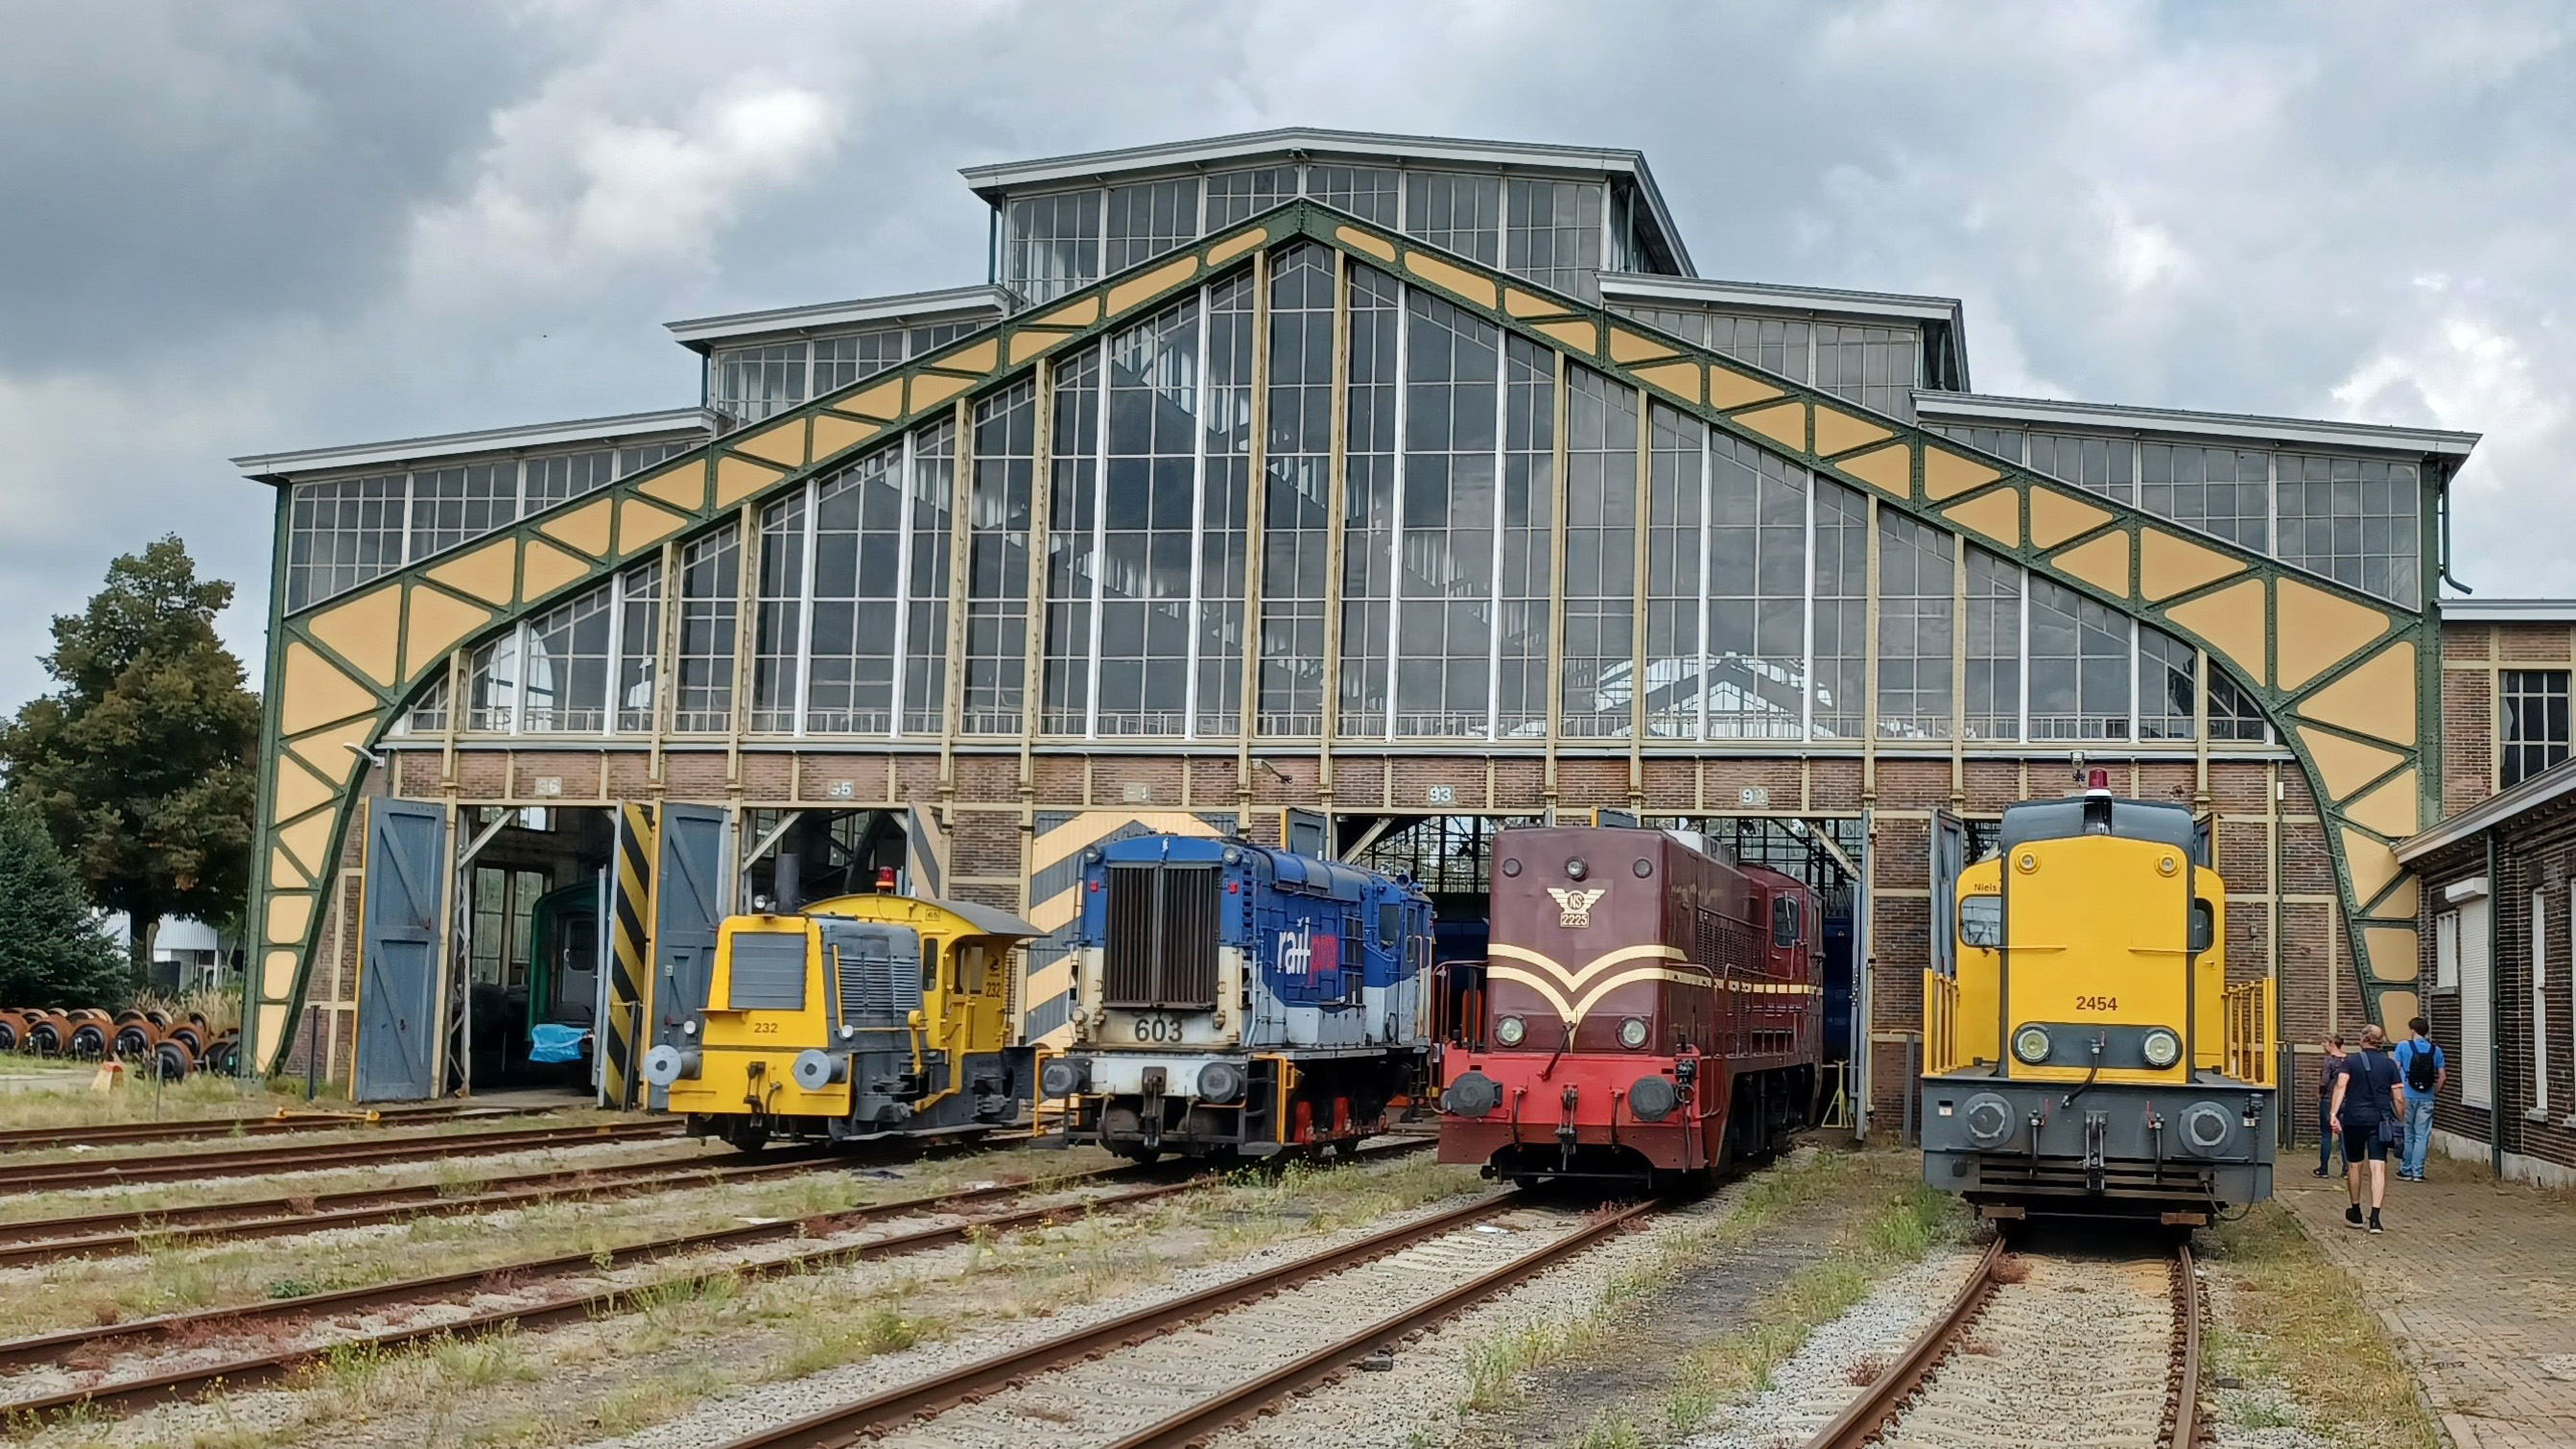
[646,892,1039,1151]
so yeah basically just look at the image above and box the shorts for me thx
[2340,1120,2388,1161]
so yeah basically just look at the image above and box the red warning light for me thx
[2088,769,2110,791]
[876,867,898,893]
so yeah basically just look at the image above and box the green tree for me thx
[0,801,127,1008]
[0,537,260,987]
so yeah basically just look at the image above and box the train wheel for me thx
[111,1023,157,1059]
[0,1012,21,1053]
[66,1022,107,1058]
[1113,1146,1163,1167]
[154,1038,198,1081]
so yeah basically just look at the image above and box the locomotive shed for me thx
[175,116,2546,1449]
[233,125,2476,1136]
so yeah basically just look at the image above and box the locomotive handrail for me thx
[2220,978,2275,1086]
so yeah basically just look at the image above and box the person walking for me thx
[2312,1033,2348,1178]
[2393,1016,2447,1182]
[2330,1023,2406,1234]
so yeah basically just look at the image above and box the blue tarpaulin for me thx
[530,1023,590,1064]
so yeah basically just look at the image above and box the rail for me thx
[2222,977,2274,1085]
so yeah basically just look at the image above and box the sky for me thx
[0,0,2569,710]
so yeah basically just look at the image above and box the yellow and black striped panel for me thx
[603,803,655,1108]
[1021,810,1235,1047]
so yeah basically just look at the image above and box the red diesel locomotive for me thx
[1436,826,1822,1187]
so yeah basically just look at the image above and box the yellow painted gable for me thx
[2295,642,2418,748]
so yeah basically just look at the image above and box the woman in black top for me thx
[2329,1024,2406,1234]
[2313,1033,2347,1177]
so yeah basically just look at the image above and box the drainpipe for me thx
[2440,462,2475,596]
[2489,830,2504,1177]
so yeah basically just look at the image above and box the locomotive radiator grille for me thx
[1102,864,1220,1009]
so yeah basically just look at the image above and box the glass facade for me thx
[710,320,989,427]
[284,437,704,612]
[1933,423,2422,606]
[1258,244,1334,736]
[397,251,2297,754]
[999,158,1656,312]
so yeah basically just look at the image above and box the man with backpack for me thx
[2330,1023,2406,1234]
[2394,1016,2448,1182]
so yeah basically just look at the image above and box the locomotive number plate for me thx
[1131,1015,1187,1043]
[2073,995,2118,1012]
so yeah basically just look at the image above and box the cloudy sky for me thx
[1,1,2568,709]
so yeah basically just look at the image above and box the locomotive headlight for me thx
[2141,1028,2183,1069]
[1618,1017,1650,1050]
[1496,1014,1528,1048]
[2012,1025,2052,1065]
[1196,1061,1244,1104]
[680,1019,697,1038]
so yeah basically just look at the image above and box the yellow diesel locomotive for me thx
[1922,774,2275,1224]
[642,891,1039,1150]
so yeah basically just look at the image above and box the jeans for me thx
[2318,1098,2343,1173]
[2402,1089,2436,1176]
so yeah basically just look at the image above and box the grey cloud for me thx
[0,0,2569,711]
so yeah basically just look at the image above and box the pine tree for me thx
[0,801,127,1008]
[0,537,260,986]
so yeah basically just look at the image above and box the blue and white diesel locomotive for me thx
[1038,834,1436,1160]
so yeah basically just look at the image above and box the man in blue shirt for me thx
[2393,1016,2447,1182]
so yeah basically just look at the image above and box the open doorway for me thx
[448,805,617,1096]
[737,809,920,910]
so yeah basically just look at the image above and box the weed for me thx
[432,1327,538,1388]
[2202,1202,2439,1448]
[1573,1413,1643,1449]
[592,1365,721,1435]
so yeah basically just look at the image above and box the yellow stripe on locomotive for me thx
[1923,780,2275,1223]
[646,891,1039,1150]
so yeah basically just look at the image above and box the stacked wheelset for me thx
[0,1007,239,1078]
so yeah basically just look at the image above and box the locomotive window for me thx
[1379,903,1401,942]
[1771,896,1800,948]
[921,938,941,993]
[957,944,987,996]
[2189,900,2215,953]
[1959,895,2003,949]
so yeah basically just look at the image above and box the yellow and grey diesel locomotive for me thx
[1922,775,2276,1223]
[643,890,1038,1151]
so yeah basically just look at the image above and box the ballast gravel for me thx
[1679,1247,1979,1449]
[584,1188,1510,1449]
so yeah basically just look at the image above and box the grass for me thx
[2199,1201,2442,1449]
[1451,1146,1965,1437]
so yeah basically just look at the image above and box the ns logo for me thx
[1548,887,1606,928]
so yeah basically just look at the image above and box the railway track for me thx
[0,1139,1430,1422]
[0,1119,680,1196]
[715,1188,1658,1449]
[0,1101,553,1154]
[0,1128,1024,1265]
[1798,1237,2202,1449]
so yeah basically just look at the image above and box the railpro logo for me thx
[1277,922,1341,977]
